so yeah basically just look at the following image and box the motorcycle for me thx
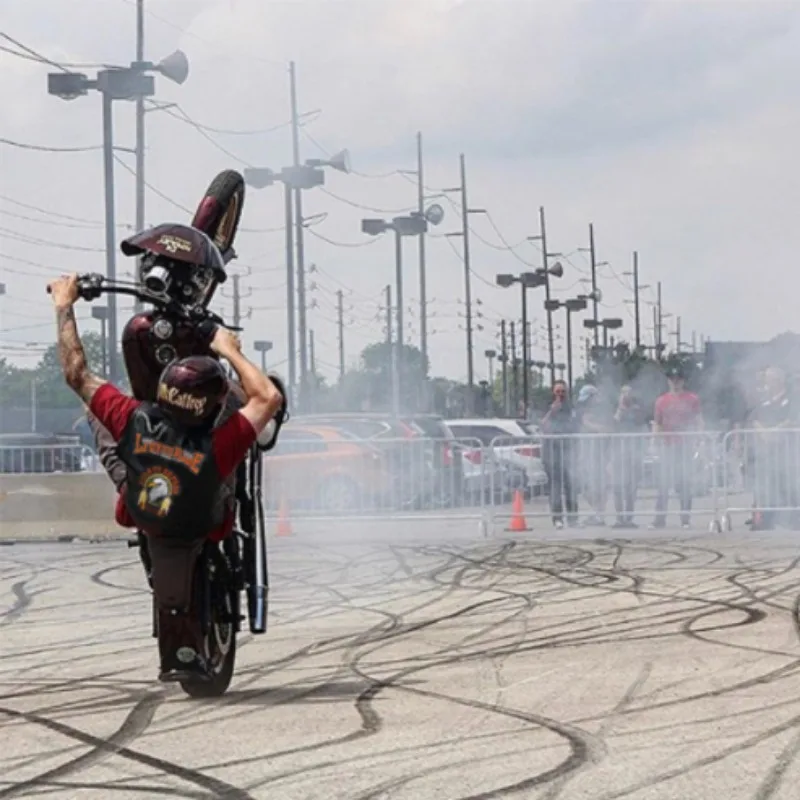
[52,170,283,698]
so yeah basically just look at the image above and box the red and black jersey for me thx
[89,383,257,539]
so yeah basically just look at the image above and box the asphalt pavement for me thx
[2,522,800,799]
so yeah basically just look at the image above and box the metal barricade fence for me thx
[718,427,800,532]
[0,443,100,475]
[488,431,723,531]
[260,436,492,522]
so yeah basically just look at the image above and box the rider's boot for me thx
[157,608,210,683]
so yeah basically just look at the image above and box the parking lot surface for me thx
[3,524,800,799]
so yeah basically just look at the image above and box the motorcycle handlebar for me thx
[45,272,241,331]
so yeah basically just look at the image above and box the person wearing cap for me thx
[540,380,579,528]
[651,363,703,529]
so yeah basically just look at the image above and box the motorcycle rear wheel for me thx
[180,555,237,698]
[191,170,245,260]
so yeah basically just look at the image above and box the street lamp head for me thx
[565,298,587,312]
[484,349,497,358]
[47,72,91,100]
[521,272,545,288]
[156,50,190,85]
[424,203,445,226]
[547,261,564,278]
[603,318,623,330]
[254,340,273,353]
[91,305,108,321]
[583,319,599,329]
[362,218,388,236]
[544,299,562,312]
[243,167,277,189]
[496,273,516,288]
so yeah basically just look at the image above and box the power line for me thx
[0,226,104,252]
[0,194,106,225]
[0,33,114,71]
[0,137,104,153]
[318,188,415,215]
[305,227,382,249]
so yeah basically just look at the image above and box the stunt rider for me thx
[48,272,285,681]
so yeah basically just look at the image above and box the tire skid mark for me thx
[596,711,800,800]
[0,692,162,800]
[0,702,255,800]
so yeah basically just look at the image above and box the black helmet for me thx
[156,355,229,427]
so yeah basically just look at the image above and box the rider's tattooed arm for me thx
[56,306,104,404]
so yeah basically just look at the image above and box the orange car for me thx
[263,424,397,513]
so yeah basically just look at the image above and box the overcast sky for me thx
[2,0,800,384]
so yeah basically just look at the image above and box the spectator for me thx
[748,366,799,530]
[575,384,613,526]
[651,364,703,529]
[611,384,647,528]
[541,380,578,529]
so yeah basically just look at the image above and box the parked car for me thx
[291,413,465,508]
[444,418,549,494]
[262,424,400,513]
[0,433,86,474]
[459,443,529,502]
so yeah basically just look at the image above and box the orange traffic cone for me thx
[506,489,530,532]
[276,495,293,537]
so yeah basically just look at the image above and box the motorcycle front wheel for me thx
[191,170,245,262]
[180,548,237,698]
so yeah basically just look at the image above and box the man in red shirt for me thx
[49,273,285,678]
[651,363,703,529]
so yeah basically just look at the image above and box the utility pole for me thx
[417,131,428,364]
[289,61,309,400]
[459,153,475,391]
[675,316,682,353]
[632,250,641,350]
[384,283,399,415]
[385,284,392,345]
[283,180,296,399]
[657,281,663,357]
[500,319,509,416]
[509,321,518,415]
[588,223,599,347]
[521,285,529,413]
[309,329,316,374]
[101,89,119,385]
[133,0,145,314]
[538,207,556,387]
[337,289,345,381]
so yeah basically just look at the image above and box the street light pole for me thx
[538,207,556,386]
[520,279,529,412]
[283,181,297,396]
[289,62,309,391]
[500,319,509,416]
[589,223,599,346]
[633,250,641,350]
[394,227,404,350]
[101,89,119,385]
[134,0,145,312]
[460,154,475,391]
[509,321,518,414]
[417,131,428,364]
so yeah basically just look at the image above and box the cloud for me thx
[1,0,800,385]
